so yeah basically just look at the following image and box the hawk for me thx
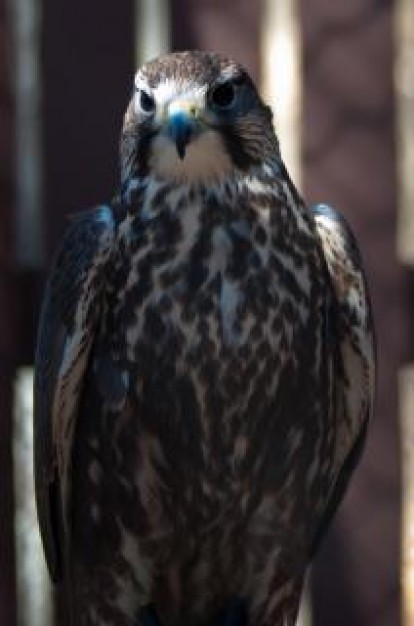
[34,51,375,626]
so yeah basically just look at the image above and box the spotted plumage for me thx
[34,51,375,626]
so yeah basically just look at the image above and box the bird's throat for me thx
[148,130,234,185]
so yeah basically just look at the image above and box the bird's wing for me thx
[34,205,116,581]
[310,203,376,555]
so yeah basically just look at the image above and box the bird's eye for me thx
[138,89,156,114]
[209,81,236,110]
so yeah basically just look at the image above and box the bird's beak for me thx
[166,101,199,160]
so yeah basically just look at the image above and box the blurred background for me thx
[0,0,412,624]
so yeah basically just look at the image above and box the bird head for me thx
[120,51,279,186]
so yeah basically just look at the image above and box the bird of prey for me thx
[34,51,375,626]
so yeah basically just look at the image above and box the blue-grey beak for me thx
[166,107,198,160]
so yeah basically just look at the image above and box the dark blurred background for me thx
[1,0,412,624]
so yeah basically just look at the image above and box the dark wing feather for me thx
[311,203,376,555]
[34,205,115,581]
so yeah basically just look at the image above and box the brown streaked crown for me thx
[139,51,245,89]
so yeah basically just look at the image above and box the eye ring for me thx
[209,81,236,110]
[137,88,156,114]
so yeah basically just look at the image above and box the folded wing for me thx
[34,206,115,581]
[311,203,376,554]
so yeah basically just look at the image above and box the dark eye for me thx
[138,89,155,113]
[210,81,236,109]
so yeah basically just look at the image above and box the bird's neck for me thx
[117,158,307,241]
[120,157,287,206]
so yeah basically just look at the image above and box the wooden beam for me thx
[261,0,302,188]
[11,0,43,267]
[13,368,52,626]
[0,1,17,623]
[135,0,170,66]
[261,3,310,623]
[400,366,414,625]
[396,0,414,266]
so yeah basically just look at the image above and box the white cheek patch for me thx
[149,130,234,184]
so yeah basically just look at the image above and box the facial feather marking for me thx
[121,51,280,186]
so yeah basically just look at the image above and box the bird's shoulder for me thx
[309,202,375,555]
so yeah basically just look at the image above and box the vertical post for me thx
[10,1,48,619]
[11,0,43,267]
[135,0,171,66]
[395,2,414,624]
[261,0,302,188]
[0,366,16,626]
[400,367,414,625]
[261,3,310,624]
[396,0,414,266]
[13,369,52,626]
[0,1,17,624]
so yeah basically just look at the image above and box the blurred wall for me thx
[42,0,135,256]
[300,2,406,624]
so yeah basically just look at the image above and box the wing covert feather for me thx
[34,205,115,581]
[311,203,376,554]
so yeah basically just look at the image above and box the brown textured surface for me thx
[300,1,405,624]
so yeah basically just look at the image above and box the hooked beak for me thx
[166,102,199,160]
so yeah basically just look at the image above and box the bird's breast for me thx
[74,184,331,620]
[98,183,322,514]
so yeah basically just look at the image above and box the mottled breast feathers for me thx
[34,196,375,587]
